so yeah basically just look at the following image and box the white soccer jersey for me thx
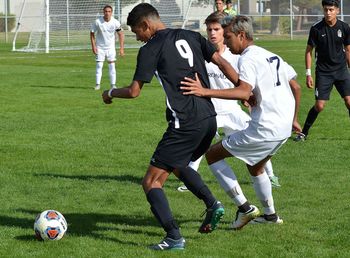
[206,46,242,115]
[91,16,121,50]
[238,45,295,141]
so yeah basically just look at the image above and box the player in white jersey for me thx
[180,15,301,229]
[177,12,280,192]
[90,5,125,90]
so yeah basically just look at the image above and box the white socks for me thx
[209,160,247,207]
[264,160,274,178]
[95,61,103,85]
[251,172,275,215]
[96,62,116,87]
[188,156,203,172]
[108,62,116,87]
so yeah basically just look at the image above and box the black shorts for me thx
[150,116,217,172]
[315,68,350,100]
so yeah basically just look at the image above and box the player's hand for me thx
[102,90,112,104]
[180,73,207,97]
[246,93,257,107]
[119,49,125,57]
[306,75,313,89]
[292,120,302,134]
[92,46,97,55]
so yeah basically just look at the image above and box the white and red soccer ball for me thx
[34,210,68,241]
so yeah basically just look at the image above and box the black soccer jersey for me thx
[307,19,350,72]
[133,28,217,128]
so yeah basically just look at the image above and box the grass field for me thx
[1,39,350,258]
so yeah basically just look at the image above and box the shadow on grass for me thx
[29,85,90,90]
[35,173,143,185]
[5,209,164,246]
[34,172,235,186]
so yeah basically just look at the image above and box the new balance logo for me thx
[158,241,169,250]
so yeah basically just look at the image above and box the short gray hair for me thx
[221,15,254,40]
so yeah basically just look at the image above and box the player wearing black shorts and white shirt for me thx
[101,3,239,251]
[294,0,350,141]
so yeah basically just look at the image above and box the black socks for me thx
[302,106,319,136]
[146,188,181,240]
[178,166,216,208]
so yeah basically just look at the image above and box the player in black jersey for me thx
[294,0,350,141]
[101,3,239,250]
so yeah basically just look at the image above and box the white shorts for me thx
[216,111,250,136]
[222,131,288,166]
[96,48,116,62]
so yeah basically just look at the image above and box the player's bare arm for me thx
[210,51,239,85]
[90,32,97,55]
[117,30,125,57]
[289,79,302,133]
[305,44,314,89]
[181,73,252,100]
[102,80,144,104]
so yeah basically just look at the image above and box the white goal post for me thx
[12,0,214,53]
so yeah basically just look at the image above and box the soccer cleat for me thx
[94,84,100,90]
[198,201,225,233]
[231,205,260,230]
[269,175,281,188]
[149,237,185,251]
[177,185,189,192]
[293,133,306,142]
[250,214,283,225]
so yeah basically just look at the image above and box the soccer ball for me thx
[34,210,68,241]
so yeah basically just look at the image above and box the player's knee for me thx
[205,145,220,165]
[315,103,325,112]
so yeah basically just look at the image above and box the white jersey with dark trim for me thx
[205,46,242,115]
[91,17,122,50]
[238,45,295,141]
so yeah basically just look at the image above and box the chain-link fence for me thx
[1,0,349,45]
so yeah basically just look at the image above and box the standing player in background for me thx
[214,0,225,13]
[181,15,301,228]
[177,11,281,193]
[101,3,241,251]
[90,4,125,91]
[224,0,237,16]
[294,0,350,142]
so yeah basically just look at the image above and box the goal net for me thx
[13,0,214,53]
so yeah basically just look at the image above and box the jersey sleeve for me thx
[91,20,97,33]
[115,19,122,32]
[133,46,157,83]
[344,22,350,46]
[199,33,216,63]
[238,56,257,90]
[307,26,317,47]
[285,62,297,81]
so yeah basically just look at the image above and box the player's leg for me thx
[206,141,259,230]
[95,62,103,90]
[334,70,350,118]
[143,165,185,250]
[295,72,332,141]
[94,48,105,90]
[345,96,350,117]
[177,156,203,192]
[174,117,224,233]
[264,160,280,187]
[247,156,283,224]
[107,48,117,89]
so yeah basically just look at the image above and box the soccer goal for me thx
[12,0,214,53]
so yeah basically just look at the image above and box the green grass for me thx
[1,39,350,257]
